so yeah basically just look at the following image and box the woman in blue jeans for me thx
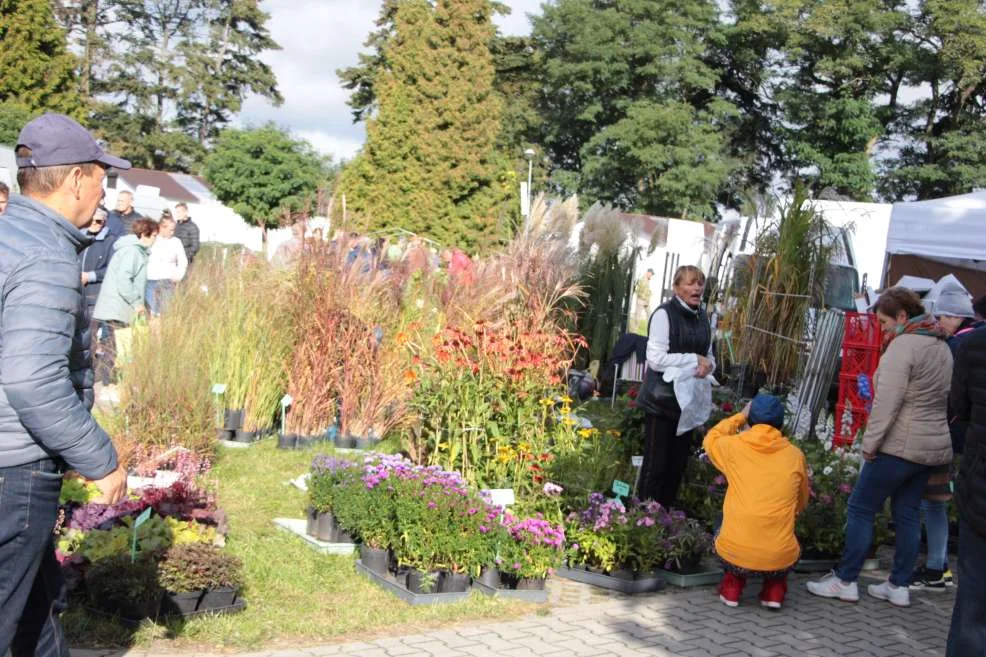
[808,288,953,607]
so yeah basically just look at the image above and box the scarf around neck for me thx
[882,313,948,352]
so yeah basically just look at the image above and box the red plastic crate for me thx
[842,346,880,378]
[843,312,882,350]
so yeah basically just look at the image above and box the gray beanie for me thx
[932,275,975,318]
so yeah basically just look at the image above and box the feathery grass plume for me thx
[724,184,835,390]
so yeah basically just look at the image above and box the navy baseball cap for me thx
[16,113,131,170]
[748,393,785,430]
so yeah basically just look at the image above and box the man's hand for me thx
[134,305,146,318]
[81,272,90,285]
[741,401,752,419]
[696,355,713,379]
[91,465,127,504]
[863,450,877,462]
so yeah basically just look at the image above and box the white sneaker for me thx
[806,571,859,602]
[867,580,910,607]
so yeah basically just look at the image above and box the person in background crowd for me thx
[633,269,655,334]
[272,221,305,268]
[92,218,158,381]
[972,294,986,322]
[0,181,8,214]
[144,215,187,316]
[638,265,714,508]
[80,206,119,387]
[403,236,431,274]
[0,112,127,657]
[704,394,809,610]
[173,202,199,265]
[945,327,986,656]
[443,247,474,284]
[808,287,952,608]
[108,190,141,236]
[911,283,985,591]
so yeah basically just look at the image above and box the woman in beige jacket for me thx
[808,287,952,608]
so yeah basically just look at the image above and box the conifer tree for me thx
[0,0,82,117]
[339,0,509,250]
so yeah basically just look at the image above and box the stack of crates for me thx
[833,312,882,448]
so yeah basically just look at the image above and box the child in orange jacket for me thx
[703,393,810,609]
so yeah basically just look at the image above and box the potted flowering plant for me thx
[86,554,164,620]
[157,542,245,613]
[663,512,713,573]
[496,513,565,589]
[307,455,356,541]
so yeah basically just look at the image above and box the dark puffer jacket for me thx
[0,195,118,479]
[952,326,986,539]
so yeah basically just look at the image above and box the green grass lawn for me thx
[64,440,527,651]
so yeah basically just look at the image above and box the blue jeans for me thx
[946,520,986,656]
[921,498,949,571]
[0,460,69,657]
[145,279,175,316]
[836,453,930,586]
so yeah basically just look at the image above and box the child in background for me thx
[703,393,809,609]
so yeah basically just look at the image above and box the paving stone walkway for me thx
[75,570,953,657]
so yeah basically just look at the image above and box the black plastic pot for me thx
[331,526,354,544]
[437,571,471,593]
[200,586,238,610]
[296,435,315,449]
[478,567,500,589]
[335,433,356,449]
[277,433,297,450]
[360,544,389,575]
[235,430,256,443]
[113,593,163,621]
[406,569,439,594]
[162,590,203,616]
[354,436,373,450]
[502,574,546,590]
[315,511,335,542]
[223,408,244,431]
[217,429,236,442]
[305,507,318,537]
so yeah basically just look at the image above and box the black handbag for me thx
[636,367,680,417]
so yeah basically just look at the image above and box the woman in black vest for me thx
[639,265,714,507]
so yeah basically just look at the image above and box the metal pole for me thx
[525,158,533,233]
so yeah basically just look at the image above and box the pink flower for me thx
[713,475,726,486]
[543,482,564,497]
[839,483,852,494]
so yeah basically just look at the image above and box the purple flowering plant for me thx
[496,512,565,579]
[308,455,357,515]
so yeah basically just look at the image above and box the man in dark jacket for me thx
[108,189,141,236]
[173,202,200,264]
[946,326,986,656]
[80,206,119,387]
[0,113,127,657]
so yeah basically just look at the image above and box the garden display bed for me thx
[659,560,723,588]
[355,560,472,606]
[556,566,665,594]
[85,597,247,626]
[471,578,549,603]
[273,518,357,555]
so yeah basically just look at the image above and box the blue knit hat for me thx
[748,393,784,429]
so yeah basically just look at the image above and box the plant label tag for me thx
[612,480,631,498]
[631,455,644,467]
[133,506,152,529]
[486,488,515,507]
[211,383,226,394]
[280,394,293,407]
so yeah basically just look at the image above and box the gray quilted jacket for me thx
[0,195,118,479]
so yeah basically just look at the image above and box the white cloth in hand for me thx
[663,367,718,436]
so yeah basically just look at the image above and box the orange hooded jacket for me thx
[702,413,810,572]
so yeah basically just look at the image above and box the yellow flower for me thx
[539,398,555,407]
[560,395,573,404]
[562,417,578,427]
[606,429,621,438]
[578,428,599,439]
[518,442,531,453]
[437,442,449,451]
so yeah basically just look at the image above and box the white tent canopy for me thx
[888,190,986,264]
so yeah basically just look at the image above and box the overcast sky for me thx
[237,0,544,162]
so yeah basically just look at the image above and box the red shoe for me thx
[759,576,788,610]
[718,572,746,607]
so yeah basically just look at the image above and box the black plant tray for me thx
[471,578,549,603]
[84,598,247,627]
[556,566,665,594]
[354,560,471,606]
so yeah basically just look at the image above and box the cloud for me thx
[238,0,542,160]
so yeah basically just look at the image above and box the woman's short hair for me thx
[673,265,706,287]
[874,287,925,320]
[132,218,159,238]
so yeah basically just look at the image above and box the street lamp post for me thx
[523,148,535,233]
